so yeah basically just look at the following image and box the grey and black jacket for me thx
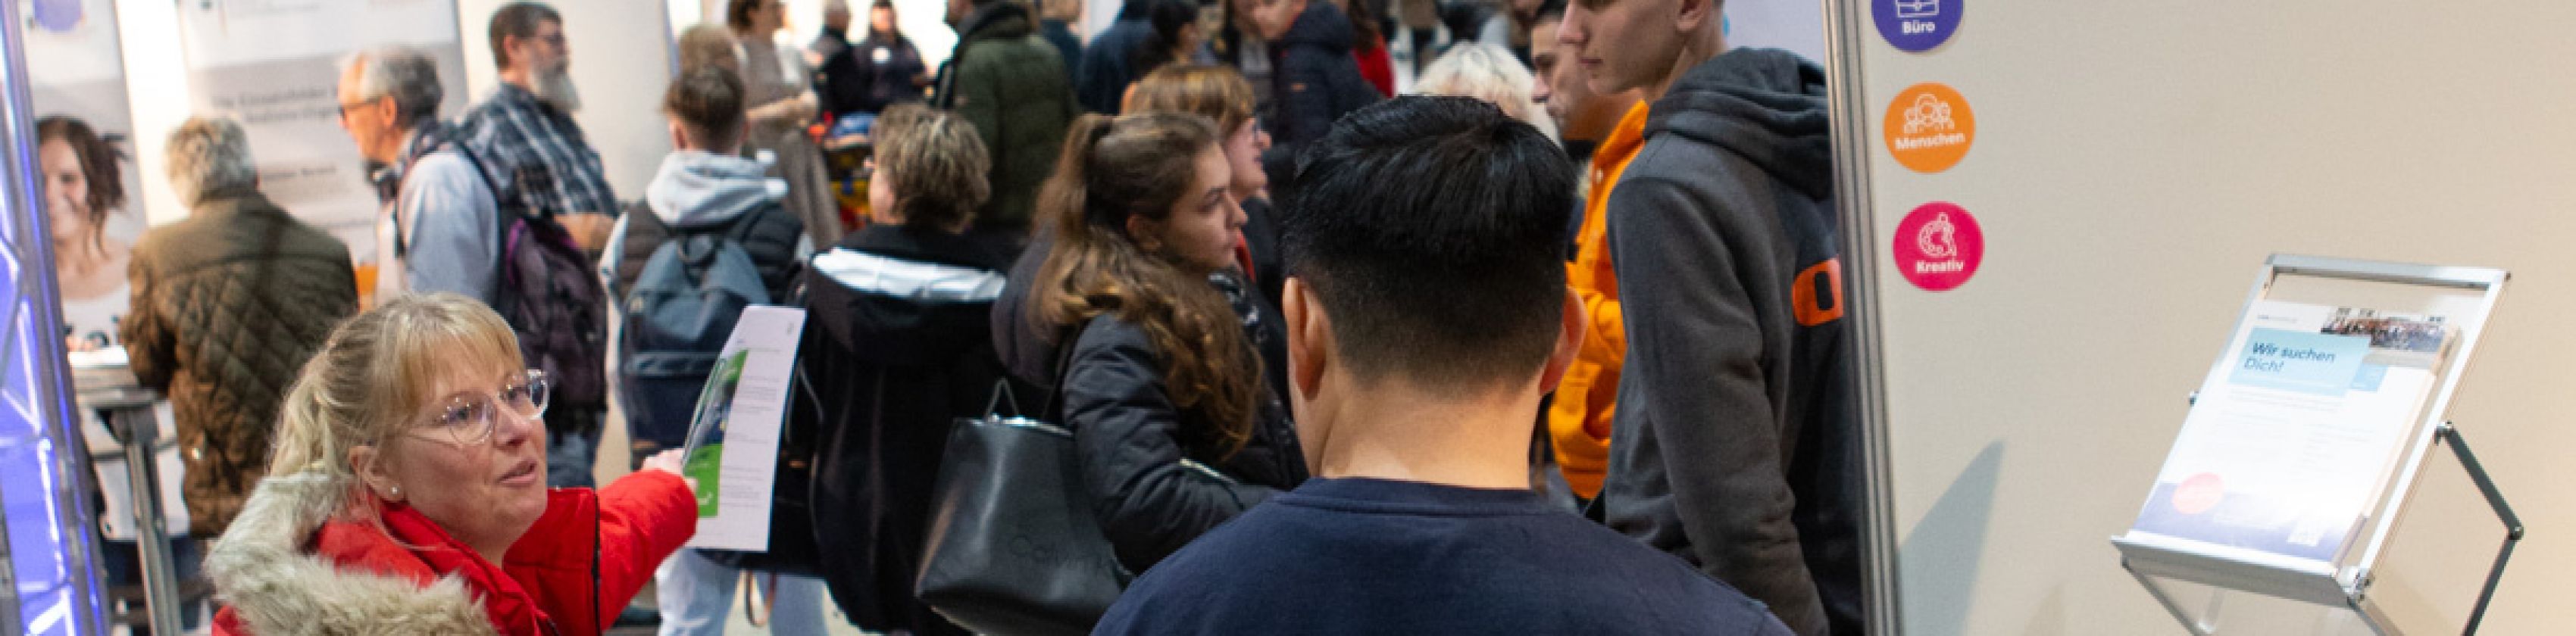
[1596,48,1863,636]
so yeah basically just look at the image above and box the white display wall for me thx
[1826,0,2576,634]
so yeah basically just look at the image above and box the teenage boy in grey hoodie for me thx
[1558,0,1862,634]
[600,67,822,636]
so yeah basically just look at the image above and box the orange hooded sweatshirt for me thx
[1549,102,1651,497]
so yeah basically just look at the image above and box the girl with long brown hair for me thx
[1030,112,1307,573]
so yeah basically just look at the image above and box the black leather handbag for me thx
[914,373,1130,636]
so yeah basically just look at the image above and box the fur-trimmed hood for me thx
[205,467,699,636]
[204,472,497,635]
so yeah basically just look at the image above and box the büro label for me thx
[1874,0,1961,52]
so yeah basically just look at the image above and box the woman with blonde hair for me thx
[802,103,1002,636]
[1415,42,1559,143]
[205,293,697,636]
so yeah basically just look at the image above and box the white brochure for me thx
[680,306,808,551]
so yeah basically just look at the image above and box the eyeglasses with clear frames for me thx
[413,369,551,445]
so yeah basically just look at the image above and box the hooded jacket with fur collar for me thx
[205,469,696,636]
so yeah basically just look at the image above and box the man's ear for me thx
[370,96,399,126]
[501,35,525,70]
[668,120,690,151]
[348,444,400,501]
[1675,0,1716,33]
[1283,277,1330,403]
[1538,287,1584,394]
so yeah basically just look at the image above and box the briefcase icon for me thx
[1894,0,1938,18]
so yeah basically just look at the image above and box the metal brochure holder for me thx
[2111,254,2517,635]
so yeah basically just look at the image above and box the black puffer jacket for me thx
[1268,1,1383,153]
[1063,311,1305,574]
[123,190,357,536]
[796,225,1013,634]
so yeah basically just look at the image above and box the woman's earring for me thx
[389,485,403,500]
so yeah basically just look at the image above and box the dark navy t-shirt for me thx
[1093,477,1796,635]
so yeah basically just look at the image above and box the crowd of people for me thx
[36,0,1867,634]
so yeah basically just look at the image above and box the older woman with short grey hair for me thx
[1415,42,1560,143]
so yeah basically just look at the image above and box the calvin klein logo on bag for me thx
[1004,520,1120,575]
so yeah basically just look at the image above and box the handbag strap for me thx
[1045,325,1083,422]
[982,323,1085,421]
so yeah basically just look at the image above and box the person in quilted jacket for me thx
[122,117,359,536]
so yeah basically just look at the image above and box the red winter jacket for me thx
[211,471,696,636]
[1354,36,1396,98]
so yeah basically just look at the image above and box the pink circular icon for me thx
[2173,473,2225,516]
[1892,201,1983,292]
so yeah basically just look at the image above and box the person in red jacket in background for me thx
[1343,0,1396,96]
[202,293,699,636]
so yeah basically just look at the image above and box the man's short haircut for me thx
[676,23,740,75]
[872,103,991,230]
[489,2,562,71]
[164,117,258,207]
[663,67,748,151]
[1277,96,1575,391]
[727,0,764,31]
[1534,0,1567,23]
[341,45,445,128]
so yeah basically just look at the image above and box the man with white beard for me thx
[455,2,620,490]
[458,2,617,245]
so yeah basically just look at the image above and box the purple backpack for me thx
[468,152,610,417]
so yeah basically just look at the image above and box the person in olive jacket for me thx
[935,0,1077,251]
[123,117,358,536]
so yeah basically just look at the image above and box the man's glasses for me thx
[414,369,551,445]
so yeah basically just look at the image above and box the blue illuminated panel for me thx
[2,0,109,628]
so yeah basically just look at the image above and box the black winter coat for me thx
[796,225,1015,634]
[1074,2,1157,114]
[1062,311,1306,574]
[830,33,928,115]
[1268,2,1383,154]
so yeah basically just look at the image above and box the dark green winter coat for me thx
[934,0,1077,244]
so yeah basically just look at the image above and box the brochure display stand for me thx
[2112,254,2516,635]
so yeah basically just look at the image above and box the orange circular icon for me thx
[1883,83,1975,173]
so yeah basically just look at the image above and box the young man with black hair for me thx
[1092,95,1791,635]
[1559,0,1862,633]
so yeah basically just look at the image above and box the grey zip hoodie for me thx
[1598,48,1861,636]
[600,150,807,287]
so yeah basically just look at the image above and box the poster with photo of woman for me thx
[27,0,149,350]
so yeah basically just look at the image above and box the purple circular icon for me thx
[33,0,85,33]
[1874,0,1960,53]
